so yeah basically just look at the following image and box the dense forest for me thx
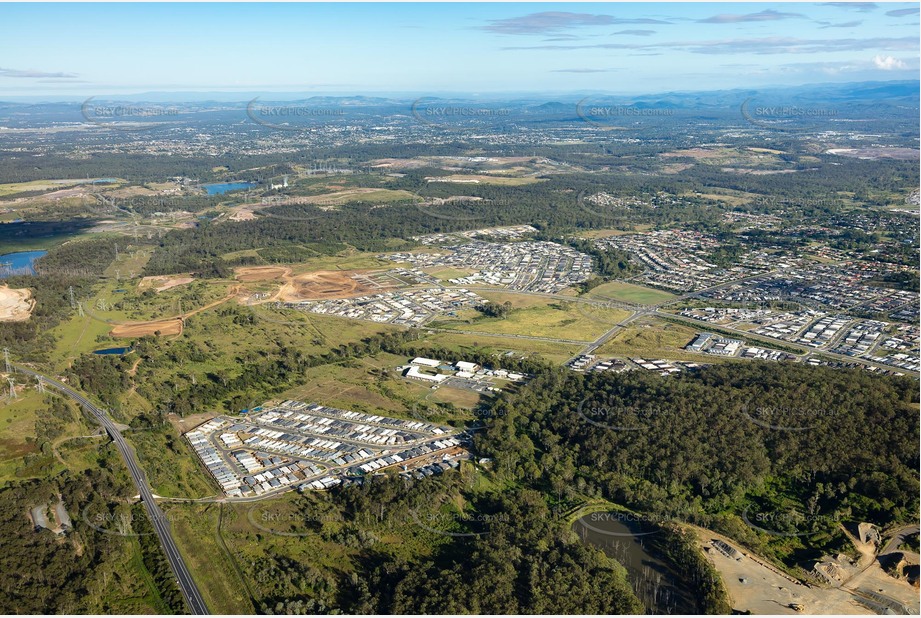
[0,463,184,614]
[233,471,645,615]
[474,362,919,571]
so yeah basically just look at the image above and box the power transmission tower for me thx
[7,378,15,402]
[3,348,9,374]
[114,243,119,261]
[68,286,76,309]
[115,269,120,281]
[77,302,84,317]
[36,376,45,394]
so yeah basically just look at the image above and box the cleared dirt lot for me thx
[279,270,376,301]
[110,318,183,338]
[138,274,195,293]
[235,266,291,282]
[235,266,388,301]
[0,286,34,321]
[689,525,872,615]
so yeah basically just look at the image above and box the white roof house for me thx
[455,361,480,372]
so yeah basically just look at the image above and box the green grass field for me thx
[595,317,717,361]
[288,253,399,273]
[0,390,44,467]
[424,331,583,366]
[164,502,255,615]
[424,266,478,281]
[432,294,626,342]
[585,281,677,305]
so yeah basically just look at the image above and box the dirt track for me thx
[109,285,240,338]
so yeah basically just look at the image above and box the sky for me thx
[1,2,918,98]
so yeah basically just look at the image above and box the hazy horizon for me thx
[2,2,918,98]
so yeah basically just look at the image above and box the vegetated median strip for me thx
[215,503,258,612]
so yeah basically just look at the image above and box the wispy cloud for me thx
[502,36,919,56]
[0,67,79,79]
[698,9,805,24]
[481,12,618,35]
[819,20,863,28]
[551,68,620,73]
[607,18,672,25]
[873,54,907,69]
[541,34,582,42]
[821,2,878,11]
[612,29,656,36]
[886,7,920,17]
[480,12,671,35]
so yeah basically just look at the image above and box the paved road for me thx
[880,524,920,557]
[13,365,210,615]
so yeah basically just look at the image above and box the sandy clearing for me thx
[110,318,183,338]
[234,266,291,282]
[236,266,391,301]
[278,270,375,301]
[688,525,872,615]
[0,286,34,321]
[138,274,195,293]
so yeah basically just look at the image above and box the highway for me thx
[12,365,210,615]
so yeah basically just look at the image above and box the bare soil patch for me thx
[235,266,291,282]
[0,286,34,321]
[279,270,376,301]
[110,318,183,338]
[138,274,195,293]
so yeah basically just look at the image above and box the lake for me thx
[573,512,696,614]
[0,250,48,277]
[93,347,133,355]
[202,181,257,195]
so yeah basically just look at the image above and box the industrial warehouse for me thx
[185,401,470,499]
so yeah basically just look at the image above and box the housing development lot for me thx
[292,288,485,325]
[385,239,594,293]
[594,230,801,292]
[185,401,468,499]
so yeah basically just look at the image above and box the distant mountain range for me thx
[1,80,917,108]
